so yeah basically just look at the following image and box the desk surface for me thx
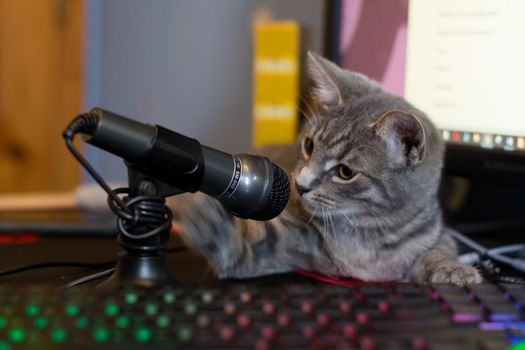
[0,233,218,287]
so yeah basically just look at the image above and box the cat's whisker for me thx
[306,206,318,225]
[297,107,315,128]
[326,211,337,244]
[321,207,326,234]
[341,211,356,240]
[298,94,316,121]
[311,194,337,209]
[342,211,354,226]
[327,211,344,264]
[328,211,339,257]
[296,106,310,121]
[297,95,321,129]
[312,199,333,208]
[319,207,328,254]
[328,211,336,238]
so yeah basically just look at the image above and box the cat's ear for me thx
[306,51,344,107]
[373,110,426,168]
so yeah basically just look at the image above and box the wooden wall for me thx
[0,0,83,193]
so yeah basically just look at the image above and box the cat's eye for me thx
[303,137,314,158]
[338,164,354,180]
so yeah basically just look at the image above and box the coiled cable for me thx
[63,114,172,241]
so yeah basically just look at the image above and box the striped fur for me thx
[169,52,481,285]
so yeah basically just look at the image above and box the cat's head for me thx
[293,52,444,221]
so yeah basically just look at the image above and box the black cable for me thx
[0,246,188,278]
[0,221,117,235]
[0,261,115,277]
[64,268,116,288]
[109,188,172,240]
[63,114,172,240]
[63,114,131,217]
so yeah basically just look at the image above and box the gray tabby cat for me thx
[169,52,482,286]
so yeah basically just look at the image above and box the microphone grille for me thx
[250,163,290,221]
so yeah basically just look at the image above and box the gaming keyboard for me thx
[0,282,523,349]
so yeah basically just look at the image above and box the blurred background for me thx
[0,0,328,194]
[2,0,525,233]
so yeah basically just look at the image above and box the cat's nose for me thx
[295,183,311,196]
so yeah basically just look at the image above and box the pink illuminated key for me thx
[219,326,235,341]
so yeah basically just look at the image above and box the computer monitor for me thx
[329,0,525,183]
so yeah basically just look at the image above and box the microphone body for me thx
[82,108,290,221]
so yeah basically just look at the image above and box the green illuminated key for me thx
[105,303,120,316]
[116,316,130,329]
[25,304,40,317]
[75,316,90,329]
[66,304,81,317]
[145,303,158,316]
[0,341,11,350]
[184,302,197,315]
[125,292,138,304]
[135,327,152,342]
[93,327,110,342]
[8,327,26,343]
[51,328,68,343]
[0,316,7,328]
[163,292,176,304]
[156,315,170,328]
[177,327,193,342]
[34,316,49,330]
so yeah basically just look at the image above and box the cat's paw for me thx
[168,192,235,253]
[429,263,482,286]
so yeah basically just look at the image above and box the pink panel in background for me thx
[339,0,408,96]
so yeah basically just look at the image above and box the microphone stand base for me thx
[91,166,184,295]
[94,251,180,295]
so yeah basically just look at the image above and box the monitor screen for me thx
[405,0,525,154]
[333,0,525,182]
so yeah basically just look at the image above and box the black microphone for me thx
[66,108,290,221]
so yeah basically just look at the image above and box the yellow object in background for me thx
[253,21,300,148]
